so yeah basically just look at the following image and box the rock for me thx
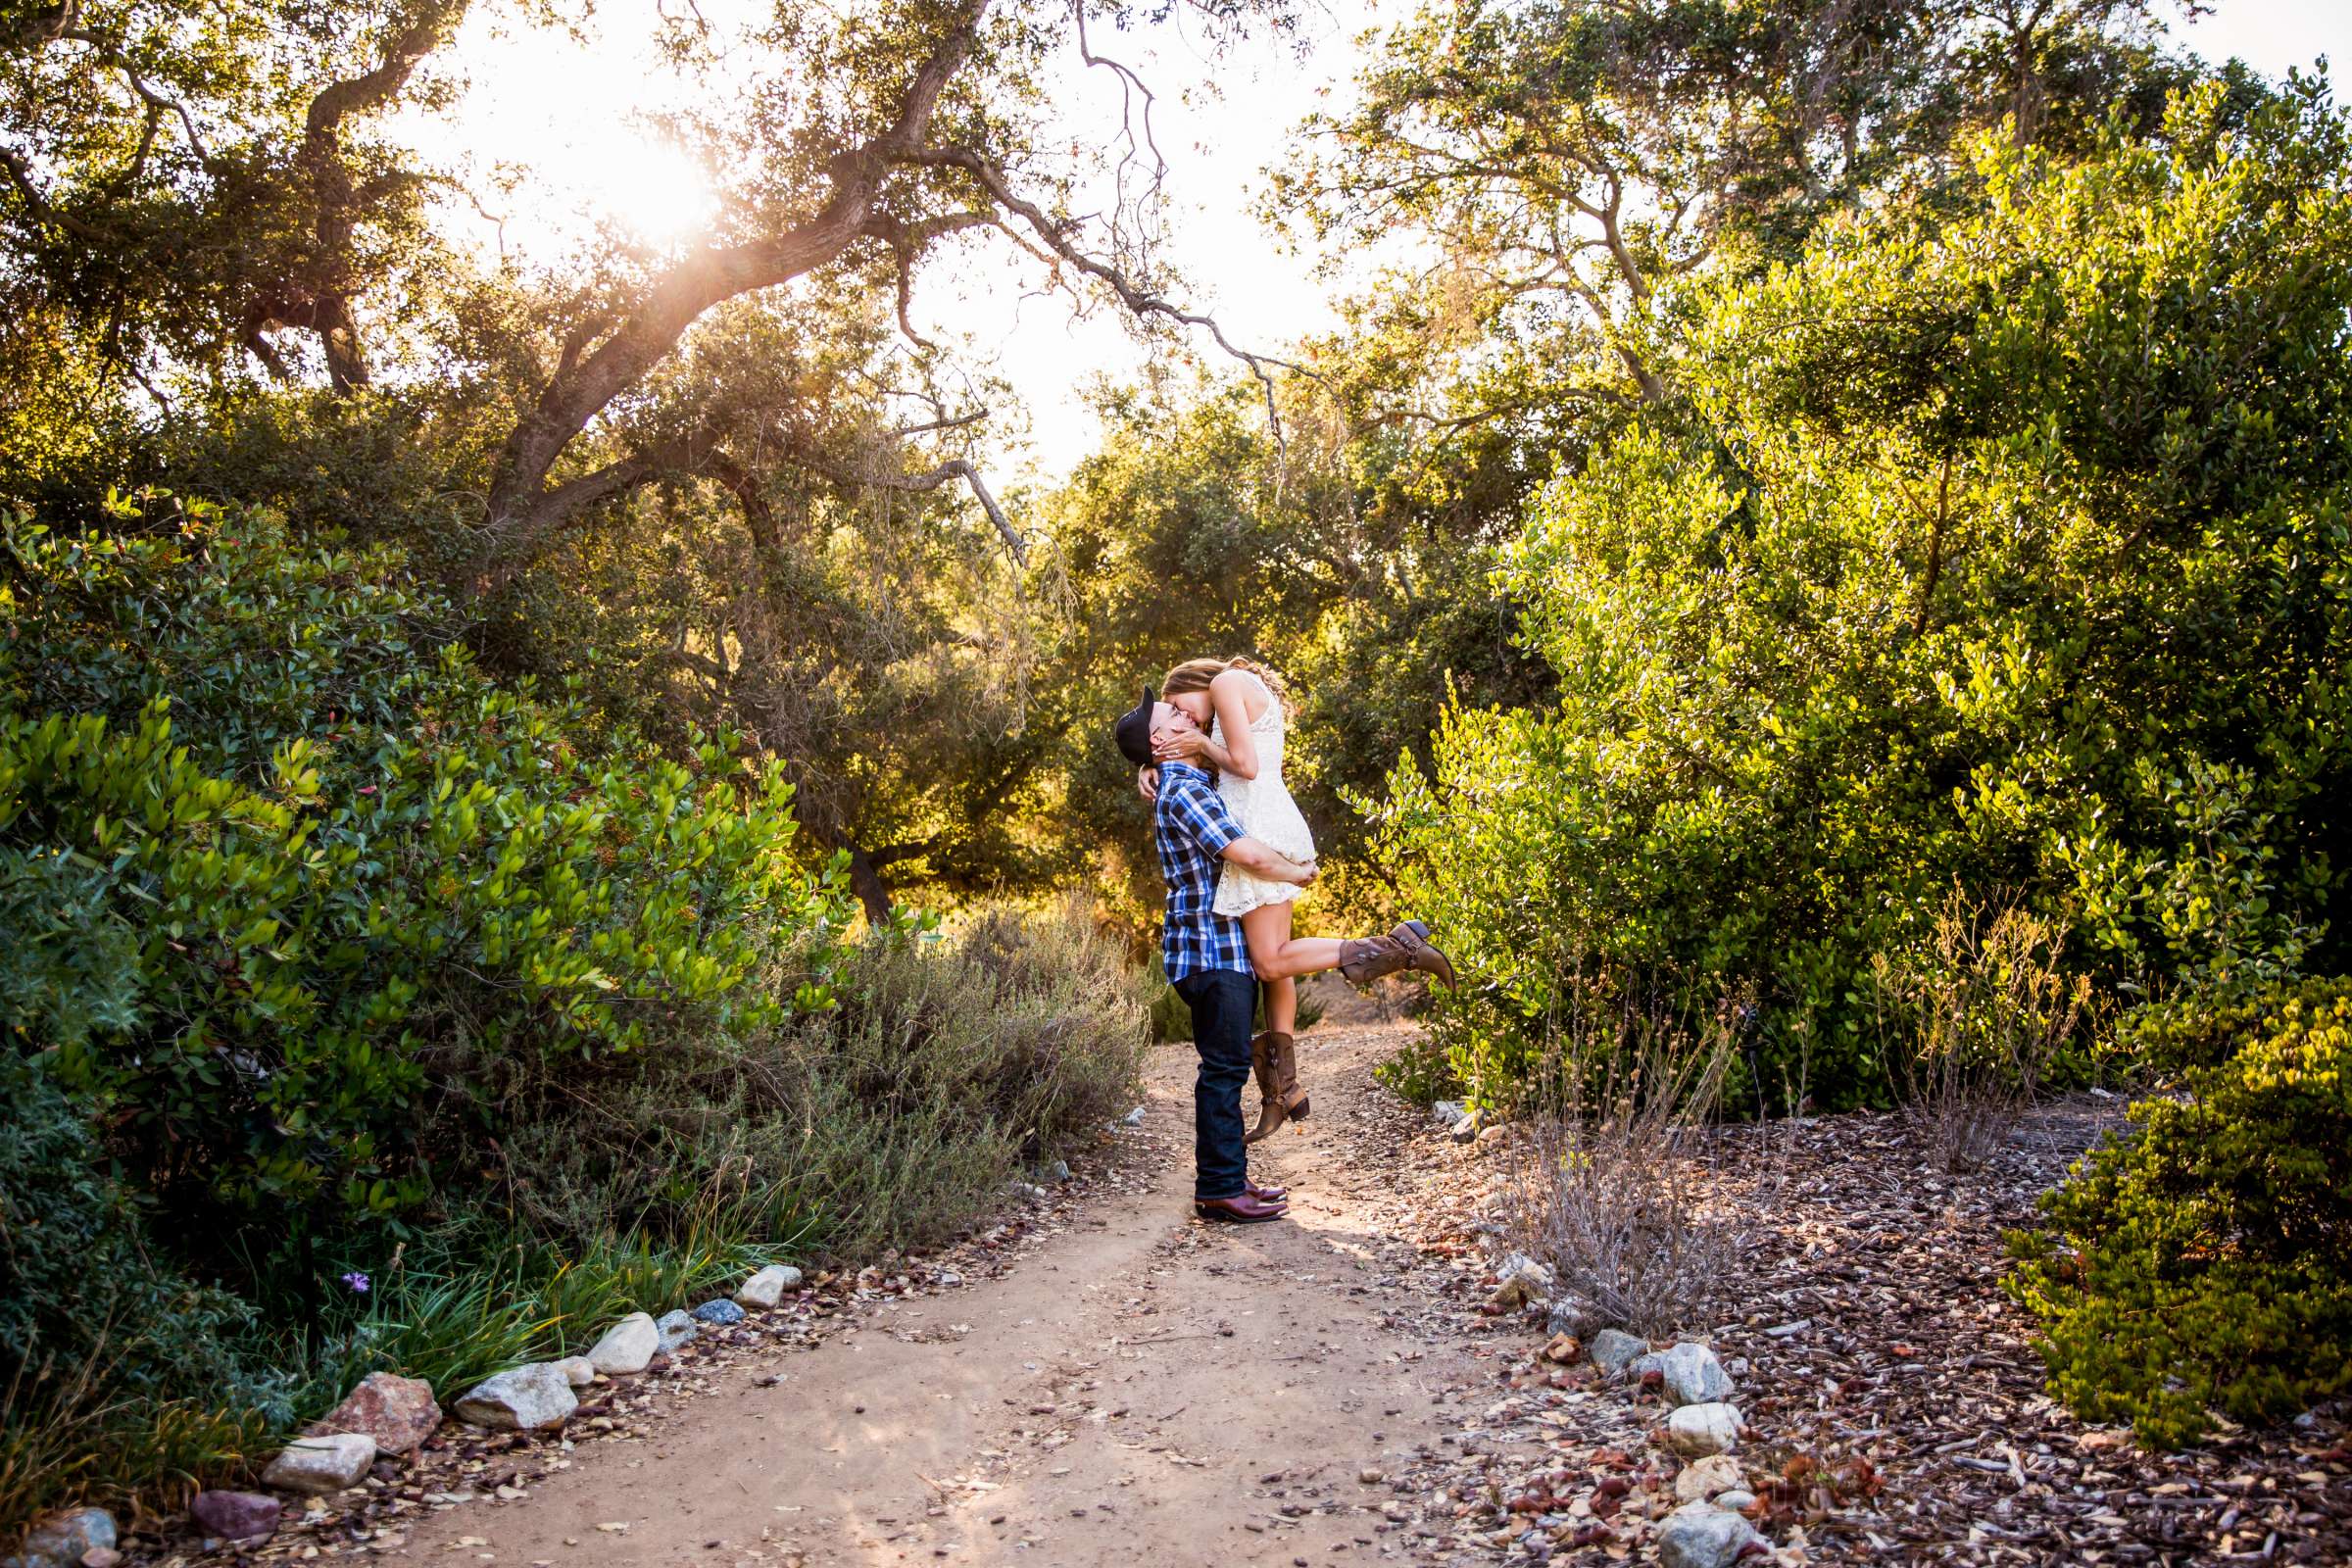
[1042,1159,1071,1183]
[79,1550,122,1568]
[306,1370,441,1455]
[1542,1333,1582,1364]
[689,1298,746,1327]
[1714,1490,1756,1513]
[553,1356,598,1388]
[1432,1100,1467,1127]
[1448,1111,1483,1145]
[189,1491,280,1543]
[1656,1503,1764,1568]
[655,1309,698,1350]
[1673,1454,1746,1502]
[1121,1105,1147,1127]
[262,1433,376,1494]
[1487,1251,1553,1309]
[6,1508,115,1568]
[733,1264,804,1308]
[1636,1342,1734,1407]
[1544,1295,1599,1339]
[452,1363,576,1431]
[1589,1328,1647,1373]
[586,1311,660,1375]
[1665,1402,1742,1457]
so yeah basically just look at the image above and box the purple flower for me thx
[340,1271,370,1295]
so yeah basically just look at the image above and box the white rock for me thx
[452,1363,577,1431]
[553,1356,597,1388]
[1666,1402,1742,1457]
[654,1309,698,1351]
[1714,1489,1757,1512]
[1638,1341,1734,1406]
[1657,1503,1764,1568]
[1589,1327,1647,1373]
[1673,1453,1746,1502]
[1432,1100,1467,1127]
[733,1264,804,1308]
[261,1434,376,1494]
[586,1312,660,1375]
[1120,1104,1147,1127]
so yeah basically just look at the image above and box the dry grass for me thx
[1500,1009,1773,1337]
[1872,899,2091,1173]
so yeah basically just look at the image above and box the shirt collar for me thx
[1158,760,1211,783]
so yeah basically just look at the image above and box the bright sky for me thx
[406,0,2348,483]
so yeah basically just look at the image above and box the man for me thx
[1114,689,1457,1223]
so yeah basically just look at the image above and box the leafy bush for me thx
[0,1054,277,1525]
[2007,979,2352,1446]
[500,897,1151,1261]
[0,498,852,1264]
[1369,85,2352,1109]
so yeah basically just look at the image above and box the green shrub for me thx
[0,498,852,1263]
[1369,85,2352,1110]
[2006,979,2352,1447]
[0,1054,278,1525]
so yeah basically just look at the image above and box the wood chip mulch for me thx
[1340,1078,2352,1566]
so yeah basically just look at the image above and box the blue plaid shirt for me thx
[1152,761,1255,983]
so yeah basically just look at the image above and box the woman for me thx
[1147,656,1334,1141]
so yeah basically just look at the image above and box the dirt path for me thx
[395,1020,1487,1568]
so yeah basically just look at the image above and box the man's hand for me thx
[1137,763,1160,804]
[1222,836,1317,886]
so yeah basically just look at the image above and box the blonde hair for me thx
[1161,656,1290,712]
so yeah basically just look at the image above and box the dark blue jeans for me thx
[1176,967,1256,1201]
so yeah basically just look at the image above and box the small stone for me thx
[190,1491,281,1543]
[733,1264,804,1308]
[1448,1111,1482,1145]
[1432,1100,1467,1127]
[1673,1454,1745,1502]
[1636,1342,1733,1407]
[263,1434,377,1494]
[1714,1490,1756,1512]
[453,1363,577,1431]
[306,1371,441,1455]
[1542,1333,1581,1364]
[1487,1251,1553,1310]
[587,1312,660,1374]
[1544,1296,1598,1339]
[78,1549,122,1568]
[655,1308,699,1351]
[1665,1403,1741,1457]
[9,1509,115,1568]
[1656,1503,1763,1568]
[1121,1105,1147,1127]
[1043,1160,1071,1183]
[689,1298,746,1327]
[1589,1329,1646,1373]
[553,1356,598,1388]
[1358,1468,1385,1485]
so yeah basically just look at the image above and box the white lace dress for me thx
[1210,674,1318,917]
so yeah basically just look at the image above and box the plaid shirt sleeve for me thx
[1163,773,1245,858]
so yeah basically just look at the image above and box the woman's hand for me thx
[1152,726,1212,763]
[1136,764,1159,804]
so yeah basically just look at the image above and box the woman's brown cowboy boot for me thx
[1246,1032,1286,1143]
[1338,919,1459,989]
[1246,1031,1309,1143]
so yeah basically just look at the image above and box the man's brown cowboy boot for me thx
[1339,919,1459,989]
[1246,1031,1309,1143]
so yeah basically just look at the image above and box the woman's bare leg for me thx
[1242,903,1341,982]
